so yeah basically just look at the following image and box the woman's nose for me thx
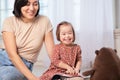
[29,4,34,10]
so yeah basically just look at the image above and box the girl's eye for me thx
[60,33,65,36]
[68,32,72,34]
[62,34,65,35]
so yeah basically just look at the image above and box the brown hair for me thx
[56,21,75,42]
[13,0,40,18]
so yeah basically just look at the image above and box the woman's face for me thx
[21,0,39,22]
[59,25,74,45]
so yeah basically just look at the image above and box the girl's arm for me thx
[2,32,39,80]
[74,61,81,73]
[75,45,82,73]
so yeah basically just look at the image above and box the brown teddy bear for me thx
[82,47,120,80]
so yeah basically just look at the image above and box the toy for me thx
[82,47,120,80]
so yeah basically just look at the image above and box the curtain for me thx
[47,0,114,70]
[78,0,114,70]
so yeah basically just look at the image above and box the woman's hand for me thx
[28,77,39,80]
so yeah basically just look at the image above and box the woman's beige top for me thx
[1,15,53,63]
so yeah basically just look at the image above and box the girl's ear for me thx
[95,50,99,55]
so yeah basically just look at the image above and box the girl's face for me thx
[59,25,74,45]
[21,0,39,22]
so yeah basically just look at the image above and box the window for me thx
[0,0,14,31]
[0,0,48,32]
[40,0,48,15]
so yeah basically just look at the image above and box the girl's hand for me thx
[73,68,81,76]
[66,67,75,75]
[74,68,80,74]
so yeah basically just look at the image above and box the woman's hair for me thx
[13,0,40,18]
[56,21,75,42]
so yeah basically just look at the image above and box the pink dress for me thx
[39,43,82,80]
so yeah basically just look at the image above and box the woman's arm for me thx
[44,31,55,59]
[2,32,39,80]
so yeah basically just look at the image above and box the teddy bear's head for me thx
[94,47,118,67]
[82,47,120,80]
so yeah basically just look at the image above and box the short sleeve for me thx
[76,45,82,61]
[51,45,61,67]
[1,17,14,33]
[45,17,53,34]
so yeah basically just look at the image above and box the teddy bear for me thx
[82,47,120,80]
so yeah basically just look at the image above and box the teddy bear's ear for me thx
[114,49,117,53]
[95,50,99,55]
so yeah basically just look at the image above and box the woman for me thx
[0,0,54,80]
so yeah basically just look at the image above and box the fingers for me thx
[65,67,80,76]
[66,68,76,75]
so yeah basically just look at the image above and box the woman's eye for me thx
[26,3,30,6]
[33,2,38,6]
[26,2,38,6]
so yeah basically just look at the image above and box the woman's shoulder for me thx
[3,16,21,24]
[3,16,15,22]
[2,16,18,26]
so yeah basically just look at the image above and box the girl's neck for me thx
[61,42,74,46]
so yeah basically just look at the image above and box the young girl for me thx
[39,21,83,80]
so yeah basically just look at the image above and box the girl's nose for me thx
[65,34,69,37]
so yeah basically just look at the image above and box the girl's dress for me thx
[39,43,82,80]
